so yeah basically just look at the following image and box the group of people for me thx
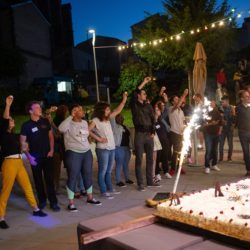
[1,75,250,229]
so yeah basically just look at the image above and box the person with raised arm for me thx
[89,93,128,198]
[168,89,189,176]
[131,77,159,191]
[0,96,47,229]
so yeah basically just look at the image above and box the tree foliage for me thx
[115,58,158,102]
[133,0,235,72]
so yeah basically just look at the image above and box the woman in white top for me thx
[59,104,102,211]
[89,93,127,198]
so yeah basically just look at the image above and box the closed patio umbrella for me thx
[193,42,207,96]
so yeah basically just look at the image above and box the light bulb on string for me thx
[204,26,208,30]
[219,21,224,26]
[176,35,181,40]
[237,13,242,18]
[190,30,194,34]
[211,23,215,28]
[197,28,200,33]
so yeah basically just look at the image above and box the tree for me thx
[115,58,158,102]
[133,0,236,89]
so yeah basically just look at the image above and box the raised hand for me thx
[183,89,189,96]
[6,95,14,106]
[143,76,152,84]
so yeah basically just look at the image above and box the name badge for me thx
[32,127,38,133]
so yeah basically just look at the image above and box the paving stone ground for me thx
[0,135,248,250]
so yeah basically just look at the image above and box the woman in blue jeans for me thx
[111,114,134,187]
[89,93,128,199]
[59,104,102,211]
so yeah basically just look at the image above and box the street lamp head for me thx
[88,29,95,34]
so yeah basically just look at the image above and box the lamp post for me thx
[88,29,100,102]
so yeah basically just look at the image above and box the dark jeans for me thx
[134,132,154,186]
[31,157,58,206]
[239,131,250,172]
[219,128,233,159]
[156,139,169,174]
[204,134,219,168]
[65,150,93,194]
[170,132,183,170]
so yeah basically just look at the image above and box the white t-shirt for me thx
[169,106,185,135]
[92,117,115,150]
[58,116,90,153]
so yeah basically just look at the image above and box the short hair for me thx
[221,95,229,101]
[169,95,178,105]
[69,104,81,114]
[135,88,145,95]
[238,90,248,100]
[92,102,110,121]
[25,101,41,113]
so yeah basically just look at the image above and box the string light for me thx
[116,9,247,51]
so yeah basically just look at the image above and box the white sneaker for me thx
[110,190,121,195]
[165,173,172,179]
[101,193,114,199]
[211,165,220,171]
[205,168,210,174]
[156,174,162,181]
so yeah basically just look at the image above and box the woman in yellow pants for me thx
[0,96,47,229]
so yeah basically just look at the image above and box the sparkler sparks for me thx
[172,98,211,194]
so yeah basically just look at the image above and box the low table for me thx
[77,206,243,250]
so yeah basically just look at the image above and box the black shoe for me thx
[147,183,161,187]
[138,185,145,191]
[116,181,126,187]
[87,198,102,206]
[0,220,9,229]
[74,193,81,199]
[50,204,60,212]
[33,210,47,217]
[67,204,78,212]
[125,179,134,184]
[80,191,87,196]
[38,202,46,210]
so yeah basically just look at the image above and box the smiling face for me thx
[29,103,42,117]
[72,106,85,120]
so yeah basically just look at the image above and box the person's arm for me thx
[88,120,108,143]
[138,76,152,90]
[110,92,128,118]
[47,129,54,157]
[171,89,189,113]
[3,95,14,119]
[58,116,72,133]
[159,86,166,97]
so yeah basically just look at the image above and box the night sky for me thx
[62,0,250,45]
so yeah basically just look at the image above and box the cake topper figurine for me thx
[215,182,224,197]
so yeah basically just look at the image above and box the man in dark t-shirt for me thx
[20,101,60,211]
